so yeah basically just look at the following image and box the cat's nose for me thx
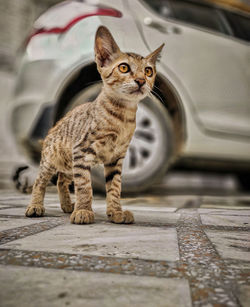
[135,78,146,87]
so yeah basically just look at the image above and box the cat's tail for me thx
[12,165,35,194]
[12,165,73,194]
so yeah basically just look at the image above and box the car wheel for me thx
[63,82,174,192]
[237,173,250,191]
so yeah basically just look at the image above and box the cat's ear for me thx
[146,43,165,64]
[95,26,121,68]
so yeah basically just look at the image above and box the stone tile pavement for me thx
[0,189,249,307]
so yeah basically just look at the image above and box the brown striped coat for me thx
[25,26,164,224]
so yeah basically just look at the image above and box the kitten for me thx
[25,26,164,224]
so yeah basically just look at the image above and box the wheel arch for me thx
[153,73,187,157]
[53,62,101,124]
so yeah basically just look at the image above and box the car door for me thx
[130,0,250,137]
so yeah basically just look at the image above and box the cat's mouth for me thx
[130,88,145,95]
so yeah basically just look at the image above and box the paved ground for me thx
[0,185,249,307]
[0,69,250,306]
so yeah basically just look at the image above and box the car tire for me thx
[62,82,174,193]
[237,173,250,191]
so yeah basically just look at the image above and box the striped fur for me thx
[25,26,164,224]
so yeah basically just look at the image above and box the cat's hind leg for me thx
[25,162,55,217]
[57,172,74,213]
[70,151,95,224]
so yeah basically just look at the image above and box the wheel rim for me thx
[123,97,164,182]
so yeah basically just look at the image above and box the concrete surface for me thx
[205,230,250,261]
[0,217,44,231]
[2,224,179,261]
[1,23,249,307]
[0,188,250,307]
[0,265,191,307]
[200,214,250,227]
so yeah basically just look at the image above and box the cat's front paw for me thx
[61,202,74,214]
[25,204,45,217]
[70,209,95,224]
[107,209,134,224]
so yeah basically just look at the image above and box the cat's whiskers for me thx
[145,84,165,105]
[151,89,164,105]
[152,84,164,94]
[85,80,103,87]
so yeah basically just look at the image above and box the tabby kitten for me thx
[25,26,164,224]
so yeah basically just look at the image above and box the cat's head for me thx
[95,26,164,101]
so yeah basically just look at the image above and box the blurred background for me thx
[0,0,63,188]
[0,0,250,196]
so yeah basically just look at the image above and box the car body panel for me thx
[127,0,250,159]
[133,0,250,136]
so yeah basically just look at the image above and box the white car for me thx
[10,0,250,191]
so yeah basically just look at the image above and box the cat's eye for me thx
[118,63,130,73]
[145,67,153,77]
